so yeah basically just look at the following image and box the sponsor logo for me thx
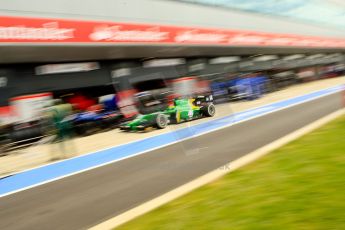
[228,34,267,44]
[0,22,74,40]
[295,39,314,46]
[112,68,131,78]
[89,25,169,42]
[175,30,227,43]
[35,62,99,75]
[267,37,297,45]
[189,63,205,72]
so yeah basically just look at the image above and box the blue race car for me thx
[72,110,123,136]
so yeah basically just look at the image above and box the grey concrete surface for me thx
[0,92,342,230]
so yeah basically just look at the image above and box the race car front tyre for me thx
[155,114,168,129]
[75,122,96,136]
[203,104,216,117]
[10,126,43,142]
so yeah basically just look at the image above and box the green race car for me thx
[120,95,215,132]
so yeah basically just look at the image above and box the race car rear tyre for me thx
[75,122,95,136]
[155,114,168,129]
[10,126,43,142]
[203,104,216,117]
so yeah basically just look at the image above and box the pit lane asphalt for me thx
[0,92,342,230]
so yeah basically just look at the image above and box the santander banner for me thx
[0,15,345,48]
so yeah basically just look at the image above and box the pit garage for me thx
[0,9,344,151]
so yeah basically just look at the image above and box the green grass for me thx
[117,116,345,230]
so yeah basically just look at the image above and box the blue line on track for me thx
[0,85,343,196]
